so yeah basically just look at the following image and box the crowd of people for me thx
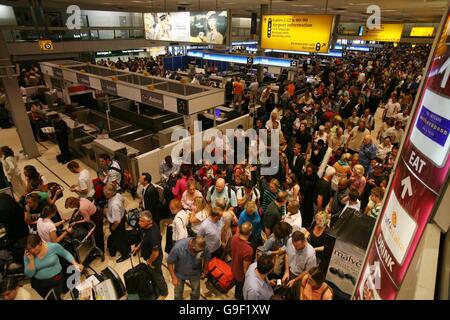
[95,56,163,76]
[0,44,431,300]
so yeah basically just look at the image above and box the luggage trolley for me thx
[71,221,104,269]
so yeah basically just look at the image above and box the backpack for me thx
[92,177,107,207]
[151,183,165,206]
[208,185,233,208]
[127,208,140,229]
[108,163,132,191]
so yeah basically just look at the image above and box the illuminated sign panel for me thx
[410,27,434,37]
[261,15,334,53]
[361,24,404,42]
[144,11,228,45]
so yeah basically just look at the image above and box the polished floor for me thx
[1,126,236,300]
[1,107,387,300]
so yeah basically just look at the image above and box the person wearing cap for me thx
[201,11,224,44]
[167,236,211,300]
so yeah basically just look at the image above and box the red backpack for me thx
[206,257,234,293]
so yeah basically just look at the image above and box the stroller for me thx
[0,223,27,285]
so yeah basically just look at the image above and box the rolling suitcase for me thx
[123,256,157,300]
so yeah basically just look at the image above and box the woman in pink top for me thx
[350,164,366,196]
[181,179,203,210]
[172,165,192,201]
[65,197,97,225]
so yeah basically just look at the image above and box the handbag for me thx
[164,224,174,254]
[47,182,64,201]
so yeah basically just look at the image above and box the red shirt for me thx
[287,83,295,96]
[233,82,243,95]
[231,234,253,282]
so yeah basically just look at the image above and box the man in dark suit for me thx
[288,143,305,181]
[340,94,355,122]
[139,173,162,227]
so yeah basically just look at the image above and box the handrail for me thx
[0,25,144,31]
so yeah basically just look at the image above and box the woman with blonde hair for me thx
[188,196,210,236]
[181,179,203,211]
[332,152,352,191]
[305,210,329,265]
[350,164,366,196]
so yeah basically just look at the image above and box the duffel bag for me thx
[206,257,234,293]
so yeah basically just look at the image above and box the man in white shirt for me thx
[283,200,303,233]
[170,199,189,243]
[383,121,404,145]
[159,155,180,182]
[67,161,95,198]
[383,97,401,123]
[340,188,361,217]
[99,153,122,191]
[104,183,130,263]
[395,109,410,128]
[376,137,393,161]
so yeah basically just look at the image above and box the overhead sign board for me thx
[261,15,335,53]
[144,11,228,45]
[354,10,450,300]
[361,24,404,42]
[410,27,434,37]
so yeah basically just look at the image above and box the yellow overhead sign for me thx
[261,15,335,53]
[361,24,404,42]
[410,27,434,37]
[38,40,54,51]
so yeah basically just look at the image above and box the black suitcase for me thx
[123,257,157,300]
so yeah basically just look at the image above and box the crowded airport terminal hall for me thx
[0,0,450,304]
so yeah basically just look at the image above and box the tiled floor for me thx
[1,127,234,300]
[2,107,385,300]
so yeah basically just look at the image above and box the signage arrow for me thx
[400,176,413,199]
[438,56,450,88]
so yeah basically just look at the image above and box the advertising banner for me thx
[410,27,435,37]
[260,15,335,53]
[144,11,228,45]
[361,24,404,42]
[354,10,450,300]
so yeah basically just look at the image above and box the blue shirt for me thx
[24,242,74,280]
[238,210,262,238]
[243,263,274,300]
[167,238,211,281]
[359,143,378,168]
[197,218,224,253]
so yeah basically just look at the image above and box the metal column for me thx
[0,32,39,159]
